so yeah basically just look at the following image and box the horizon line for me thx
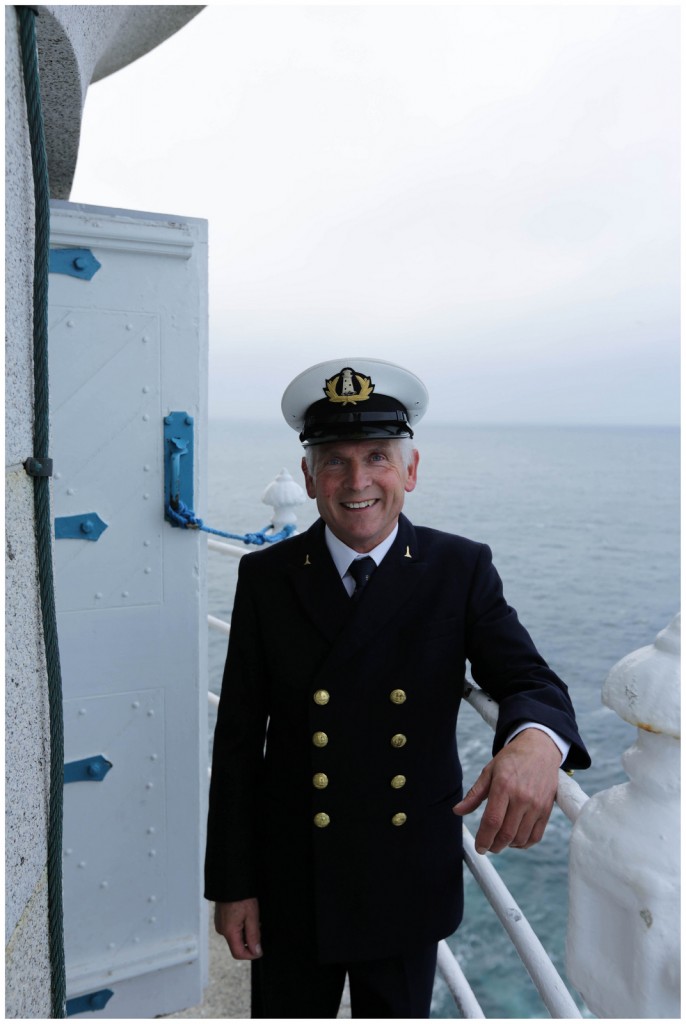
[207,416,680,430]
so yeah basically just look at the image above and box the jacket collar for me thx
[288,514,426,661]
[324,522,399,579]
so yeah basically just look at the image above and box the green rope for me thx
[17,7,66,1017]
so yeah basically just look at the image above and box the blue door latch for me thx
[164,412,194,521]
[64,754,112,784]
[66,989,114,1016]
[49,248,102,281]
[55,513,108,541]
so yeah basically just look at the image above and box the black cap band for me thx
[300,398,413,445]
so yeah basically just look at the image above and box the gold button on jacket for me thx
[390,688,407,704]
[390,733,407,748]
[312,772,329,789]
[314,812,330,828]
[312,731,328,748]
[390,774,406,789]
[313,689,330,705]
[391,812,407,827]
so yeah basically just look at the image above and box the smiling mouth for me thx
[342,499,378,510]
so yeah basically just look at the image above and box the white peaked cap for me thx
[281,357,429,445]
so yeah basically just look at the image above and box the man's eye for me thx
[369,453,386,462]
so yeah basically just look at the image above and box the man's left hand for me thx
[453,728,562,854]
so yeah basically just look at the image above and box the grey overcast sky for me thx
[70,3,680,426]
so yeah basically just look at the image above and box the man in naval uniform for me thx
[205,358,590,1019]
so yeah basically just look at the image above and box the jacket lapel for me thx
[287,519,351,643]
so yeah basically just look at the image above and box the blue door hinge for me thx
[49,248,101,280]
[66,989,114,1016]
[64,754,112,784]
[55,513,108,541]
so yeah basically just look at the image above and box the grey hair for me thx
[304,437,417,476]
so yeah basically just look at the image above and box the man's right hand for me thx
[214,898,263,960]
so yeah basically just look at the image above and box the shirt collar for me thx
[324,523,399,578]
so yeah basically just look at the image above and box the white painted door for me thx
[49,201,208,1018]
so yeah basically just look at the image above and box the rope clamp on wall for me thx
[24,456,53,477]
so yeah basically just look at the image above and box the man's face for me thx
[301,439,419,553]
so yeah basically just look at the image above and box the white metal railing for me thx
[207,614,230,637]
[444,684,588,1016]
[459,825,581,1017]
[207,538,247,559]
[436,939,485,1018]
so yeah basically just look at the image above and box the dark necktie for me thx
[348,556,376,596]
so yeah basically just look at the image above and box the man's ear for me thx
[302,456,316,499]
[404,449,419,494]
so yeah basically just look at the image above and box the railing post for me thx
[261,468,306,531]
[566,614,680,1018]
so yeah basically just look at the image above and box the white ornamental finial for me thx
[602,613,680,738]
[261,468,306,531]
[567,614,680,1019]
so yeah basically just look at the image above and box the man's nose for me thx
[345,460,370,490]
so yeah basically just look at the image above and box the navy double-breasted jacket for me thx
[204,514,590,964]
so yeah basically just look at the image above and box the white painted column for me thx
[566,614,680,1018]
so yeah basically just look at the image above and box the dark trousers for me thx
[251,942,438,1019]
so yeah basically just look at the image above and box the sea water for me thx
[205,420,679,1018]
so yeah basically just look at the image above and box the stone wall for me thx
[5,7,53,1017]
